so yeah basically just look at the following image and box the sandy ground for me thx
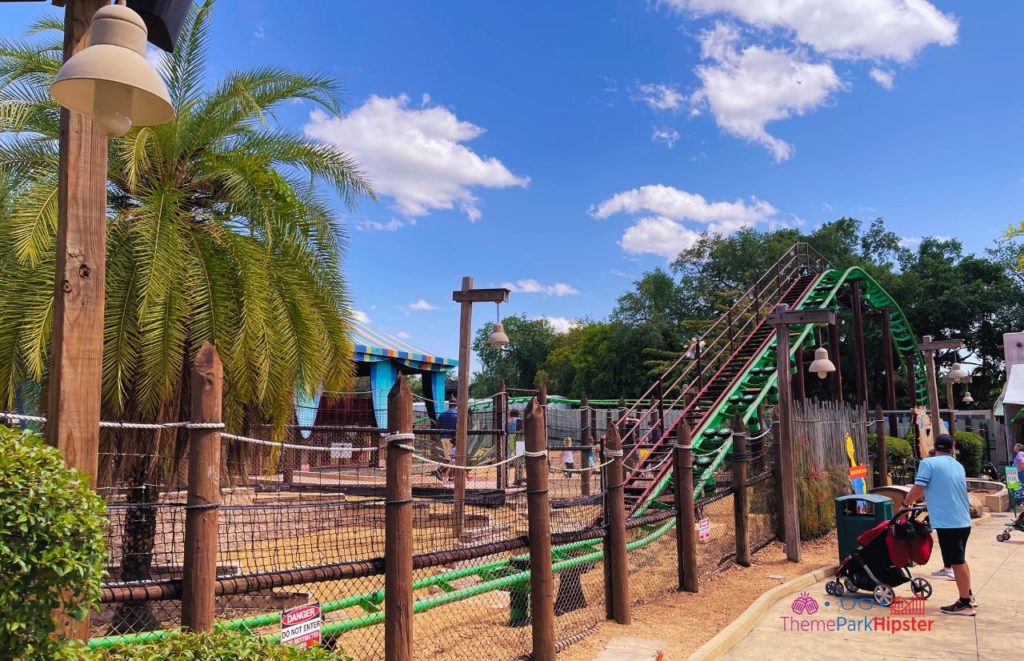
[560,533,838,660]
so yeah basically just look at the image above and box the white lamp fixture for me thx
[808,346,836,380]
[50,2,173,137]
[487,304,509,350]
[948,362,968,382]
[962,391,974,405]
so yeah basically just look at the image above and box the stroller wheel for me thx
[910,578,932,599]
[825,581,836,596]
[873,584,895,607]
[997,531,1010,542]
[843,578,858,594]
[833,581,846,597]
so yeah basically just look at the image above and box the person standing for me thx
[904,433,975,615]
[508,409,525,486]
[438,401,458,487]
[1014,443,1024,484]
[563,437,574,478]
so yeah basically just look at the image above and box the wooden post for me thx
[828,322,843,404]
[772,408,785,541]
[732,417,751,567]
[674,424,698,592]
[881,311,899,437]
[46,1,110,639]
[454,276,473,539]
[604,422,631,623]
[494,380,507,490]
[874,405,889,487]
[773,310,801,562]
[850,281,869,409]
[385,376,414,661]
[181,343,223,632]
[580,393,592,497]
[524,398,556,660]
[922,336,942,443]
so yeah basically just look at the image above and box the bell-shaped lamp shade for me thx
[50,4,173,137]
[488,322,510,350]
[962,391,974,405]
[948,363,968,382]
[808,346,836,380]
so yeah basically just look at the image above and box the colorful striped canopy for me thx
[351,320,458,371]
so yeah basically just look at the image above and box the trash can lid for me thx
[836,493,892,505]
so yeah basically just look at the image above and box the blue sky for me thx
[4,1,1023,369]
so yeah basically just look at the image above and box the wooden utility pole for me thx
[580,393,592,497]
[385,376,414,661]
[874,405,888,487]
[920,336,962,443]
[604,423,631,623]
[674,424,698,592]
[494,380,507,490]
[452,278,511,537]
[850,281,869,409]
[181,343,222,632]
[768,305,836,562]
[828,321,844,403]
[881,310,899,437]
[524,398,555,660]
[732,417,751,567]
[46,1,110,641]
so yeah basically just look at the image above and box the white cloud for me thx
[592,184,776,225]
[822,202,834,212]
[536,316,579,334]
[356,218,416,232]
[633,83,685,111]
[620,216,703,258]
[253,22,265,40]
[396,331,412,339]
[652,126,681,148]
[691,23,844,161]
[898,236,922,249]
[353,310,371,324]
[665,0,957,62]
[500,279,580,297]
[609,269,630,278]
[407,299,438,311]
[304,94,528,222]
[869,68,895,90]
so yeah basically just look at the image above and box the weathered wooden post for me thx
[674,423,698,592]
[182,342,223,632]
[385,376,414,661]
[875,405,889,487]
[604,422,631,623]
[732,417,751,567]
[494,379,507,490]
[524,398,555,660]
[580,393,592,497]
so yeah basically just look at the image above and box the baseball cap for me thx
[934,434,955,451]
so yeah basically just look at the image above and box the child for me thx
[563,437,574,478]
[444,442,456,487]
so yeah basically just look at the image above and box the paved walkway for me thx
[724,518,1023,660]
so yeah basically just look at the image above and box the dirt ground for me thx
[559,533,839,660]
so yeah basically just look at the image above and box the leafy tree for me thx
[0,2,370,631]
[471,315,558,396]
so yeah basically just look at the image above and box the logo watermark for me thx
[781,593,934,634]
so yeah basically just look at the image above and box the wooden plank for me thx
[385,376,414,661]
[524,398,556,660]
[919,338,964,351]
[453,276,472,539]
[182,343,222,631]
[767,308,836,326]
[451,288,510,303]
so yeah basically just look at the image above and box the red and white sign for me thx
[281,602,321,648]
[698,517,712,542]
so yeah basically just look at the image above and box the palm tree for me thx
[0,1,372,631]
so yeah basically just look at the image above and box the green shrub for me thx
[0,427,106,659]
[954,431,984,477]
[868,434,914,470]
[88,631,350,660]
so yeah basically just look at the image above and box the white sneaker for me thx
[931,567,955,580]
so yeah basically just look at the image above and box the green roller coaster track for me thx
[87,266,928,650]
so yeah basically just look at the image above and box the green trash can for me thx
[835,494,893,562]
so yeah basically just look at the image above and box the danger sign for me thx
[698,517,712,542]
[281,602,321,648]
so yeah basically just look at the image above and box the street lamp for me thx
[962,391,974,406]
[487,303,510,350]
[808,346,836,380]
[947,363,968,382]
[50,2,173,137]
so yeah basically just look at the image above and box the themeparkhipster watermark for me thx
[780,592,935,634]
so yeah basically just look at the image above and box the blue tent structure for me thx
[295,321,457,430]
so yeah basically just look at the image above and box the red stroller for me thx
[826,505,934,606]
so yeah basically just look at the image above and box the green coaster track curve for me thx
[87,267,927,650]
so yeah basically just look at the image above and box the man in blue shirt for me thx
[905,434,974,616]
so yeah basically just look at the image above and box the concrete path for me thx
[724,518,1023,660]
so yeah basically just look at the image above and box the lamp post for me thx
[767,304,836,562]
[451,278,510,539]
[919,336,964,448]
[942,364,969,434]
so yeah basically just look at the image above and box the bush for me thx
[87,631,350,660]
[868,434,914,470]
[954,431,984,477]
[0,427,106,659]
